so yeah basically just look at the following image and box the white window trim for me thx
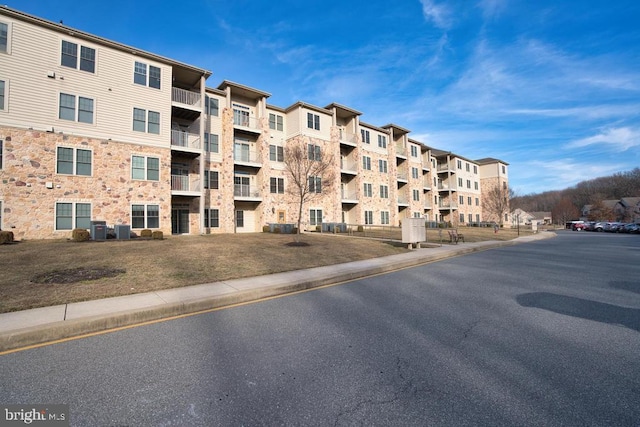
[56,145,93,177]
[0,78,8,113]
[60,39,97,73]
[131,203,160,229]
[54,200,92,231]
[58,92,95,124]
[1,21,12,55]
[131,154,160,181]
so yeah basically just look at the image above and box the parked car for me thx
[572,222,587,231]
[620,223,640,234]
[583,221,597,231]
[604,222,623,232]
[593,222,607,232]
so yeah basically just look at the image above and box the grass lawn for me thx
[0,227,543,313]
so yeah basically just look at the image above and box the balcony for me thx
[437,163,455,173]
[424,201,433,209]
[171,129,201,153]
[341,189,358,204]
[437,182,457,192]
[339,131,358,147]
[171,175,201,195]
[234,184,261,200]
[423,180,432,190]
[397,196,409,206]
[340,159,358,175]
[396,145,407,158]
[233,114,262,134]
[397,172,408,183]
[172,87,201,110]
[438,201,458,209]
[234,148,261,167]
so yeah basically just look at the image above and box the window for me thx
[205,96,219,116]
[378,135,387,148]
[233,107,250,127]
[378,159,387,173]
[413,189,420,201]
[131,155,159,181]
[236,210,244,228]
[310,209,323,226]
[460,213,465,223]
[467,196,472,205]
[133,108,160,134]
[308,144,322,161]
[459,195,464,205]
[476,214,480,222]
[57,147,92,176]
[309,176,322,193]
[270,177,284,194]
[204,209,219,228]
[55,202,91,230]
[269,145,284,162]
[381,211,390,225]
[474,181,478,190]
[0,22,8,53]
[458,177,463,187]
[204,170,219,189]
[380,185,388,199]
[132,204,159,229]
[410,145,418,157]
[0,140,3,169]
[467,179,471,189]
[134,61,160,89]
[469,214,473,223]
[61,41,95,73]
[502,165,506,174]
[362,156,371,170]
[59,93,94,124]
[0,79,5,111]
[457,160,462,169]
[363,183,372,197]
[466,163,470,172]
[475,198,479,206]
[411,167,419,179]
[361,129,370,144]
[364,210,373,225]
[473,165,478,174]
[205,133,219,153]
[269,113,283,131]
[307,112,320,130]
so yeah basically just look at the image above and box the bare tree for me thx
[551,197,579,225]
[284,137,336,235]
[483,182,514,225]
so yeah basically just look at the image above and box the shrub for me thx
[0,230,14,244]
[316,225,321,232]
[151,231,163,240]
[140,229,152,238]
[292,227,298,234]
[263,225,270,233]
[72,228,90,242]
[357,225,364,232]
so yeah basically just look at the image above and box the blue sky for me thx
[14,0,640,195]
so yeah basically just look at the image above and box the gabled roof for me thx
[475,157,509,166]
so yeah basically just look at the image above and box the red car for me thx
[572,222,587,231]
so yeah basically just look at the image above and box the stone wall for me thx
[0,126,171,239]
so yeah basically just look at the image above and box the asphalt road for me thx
[1,230,639,426]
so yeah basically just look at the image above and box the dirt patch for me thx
[285,241,311,247]
[31,267,126,284]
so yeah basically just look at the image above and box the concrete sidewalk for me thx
[0,232,555,352]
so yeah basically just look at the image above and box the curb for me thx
[0,232,555,353]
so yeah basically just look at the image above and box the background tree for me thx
[484,183,514,225]
[551,197,579,225]
[284,137,336,235]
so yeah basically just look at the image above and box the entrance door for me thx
[171,207,190,234]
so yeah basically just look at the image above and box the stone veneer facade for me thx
[0,127,171,239]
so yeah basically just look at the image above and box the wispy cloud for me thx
[419,0,453,29]
[567,127,640,151]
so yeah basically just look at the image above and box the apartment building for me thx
[0,6,509,240]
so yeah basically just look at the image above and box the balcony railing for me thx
[339,131,358,145]
[172,87,201,108]
[398,196,409,205]
[234,149,260,163]
[437,163,453,172]
[438,201,458,209]
[397,172,408,181]
[171,130,201,150]
[437,182,457,191]
[396,145,407,157]
[233,114,261,130]
[340,160,358,173]
[234,184,261,198]
[341,190,358,200]
[171,175,201,192]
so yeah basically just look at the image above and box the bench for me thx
[448,229,465,244]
